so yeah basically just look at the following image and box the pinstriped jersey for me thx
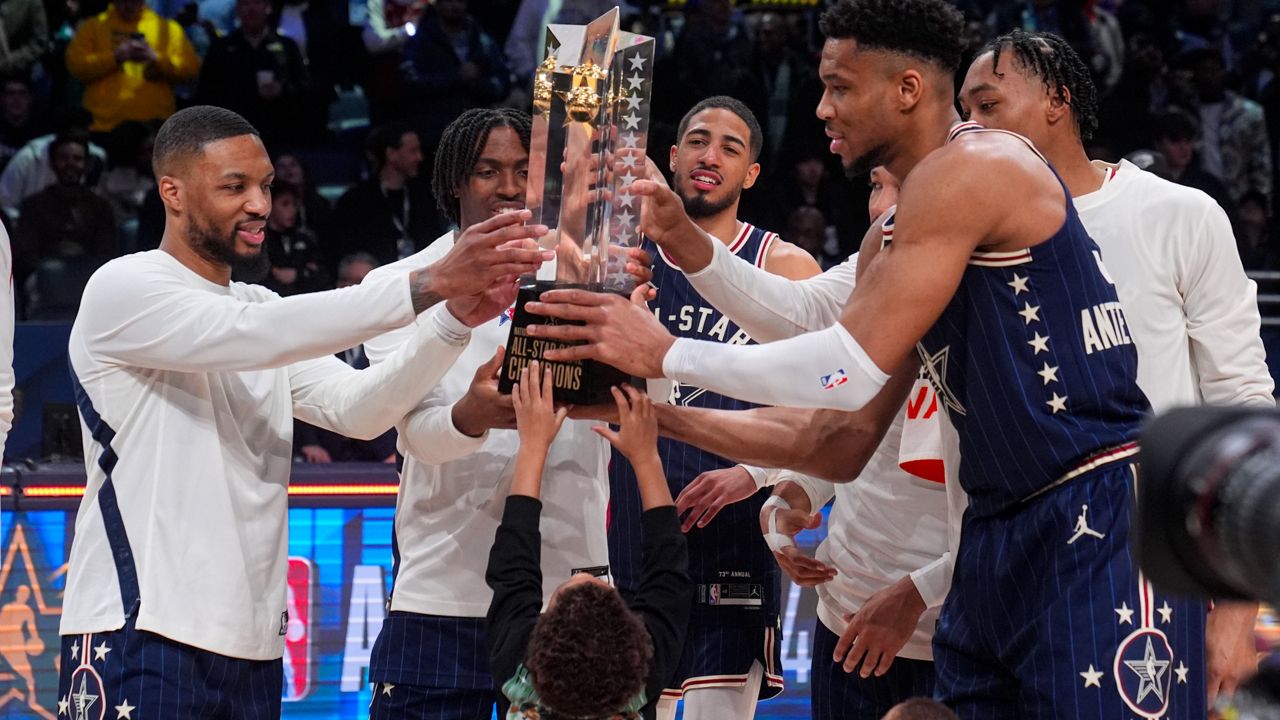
[609,223,781,623]
[912,124,1149,517]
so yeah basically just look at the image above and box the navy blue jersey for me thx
[913,125,1150,517]
[609,223,782,623]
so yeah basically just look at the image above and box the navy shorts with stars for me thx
[933,463,1207,720]
[57,611,283,720]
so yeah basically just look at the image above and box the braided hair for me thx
[432,108,533,227]
[983,30,1099,141]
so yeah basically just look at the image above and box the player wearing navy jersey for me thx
[524,0,1205,717]
[957,31,1272,714]
[607,96,819,720]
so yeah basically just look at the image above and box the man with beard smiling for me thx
[57,105,549,719]
[607,96,818,720]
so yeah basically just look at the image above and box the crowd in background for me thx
[1,0,1276,454]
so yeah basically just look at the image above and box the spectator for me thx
[1235,189,1279,269]
[0,76,41,171]
[362,0,428,124]
[293,251,399,464]
[504,0,620,82]
[754,147,863,265]
[64,0,201,133]
[272,150,331,240]
[401,0,511,147]
[263,180,327,296]
[0,107,108,222]
[100,119,158,224]
[13,132,117,319]
[1181,47,1272,203]
[785,205,828,268]
[0,0,48,79]
[1098,32,1173,156]
[742,13,823,170]
[1151,109,1240,218]
[327,122,445,268]
[195,0,321,148]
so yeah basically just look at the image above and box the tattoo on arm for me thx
[409,268,445,314]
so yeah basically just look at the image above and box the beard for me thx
[674,176,741,219]
[844,143,889,181]
[190,214,269,282]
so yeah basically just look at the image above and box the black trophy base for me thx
[498,281,633,406]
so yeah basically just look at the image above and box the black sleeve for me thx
[485,494,546,689]
[629,505,693,710]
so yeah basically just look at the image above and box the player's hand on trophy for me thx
[627,177,697,249]
[452,347,516,436]
[525,284,674,377]
[760,486,836,587]
[834,575,925,678]
[412,210,550,310]
[513,361,569,452]
[676,466,758,532]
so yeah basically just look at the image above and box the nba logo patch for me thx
[498,306,516,326]
[282,558,314,702]
[820,369,848,390]
[1112,628,1174,719]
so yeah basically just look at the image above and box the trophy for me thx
[498,8,656,404]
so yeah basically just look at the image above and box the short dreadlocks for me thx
[983,30,1099,141]
[818,0,966,74]
[432,108,532,227]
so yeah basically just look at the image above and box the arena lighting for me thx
[13,484,399,498]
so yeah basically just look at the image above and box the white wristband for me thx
[762,495,794,553]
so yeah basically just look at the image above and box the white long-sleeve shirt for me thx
[0,223,13,460]
[363,233,611,618]
[63,250,471,659]
[1075,160,1274,412]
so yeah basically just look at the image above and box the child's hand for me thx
[591,385,658,463]
[513,360,568,453]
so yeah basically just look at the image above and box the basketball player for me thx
[57,106,549,719]
[957,32,1273,710]
[667,166,951,718]
[524,0,1207,716]
[0,220,11,461]
[606,96,819,720]
[363,108,651,719]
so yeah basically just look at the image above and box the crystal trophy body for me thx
[498,8,655,404]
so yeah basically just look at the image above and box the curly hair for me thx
[432,107,532,227]
[526,582,653,717]
[675,95,764,162]
[818,0,966,74]
[983,30,1099,141]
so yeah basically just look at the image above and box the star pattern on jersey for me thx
[382,683,395,697]
[1037,362,1059,385]
[72,673,98,720]
[1018,302,1041,325]
[1047,393,1068,414]
[115,698,136,719]
[1115,602,1135,625]
[1124,637,1171,705]
[1080,664,1104,688]
[94,640,111,661]
[1008,273,1030,294]
[1175,661,1189,684]
[1157,601,1173,624]
[1028,332,1050,354]
[70,640,80,657]
[58,695,70,715]
[918,344,967,416]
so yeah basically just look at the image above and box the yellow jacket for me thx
[65,5,200,131]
